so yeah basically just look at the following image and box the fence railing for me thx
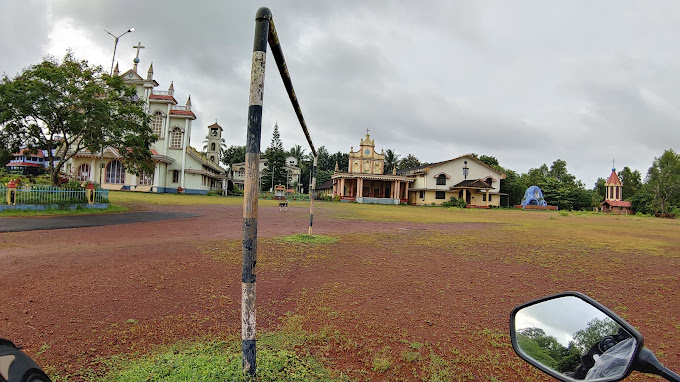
[0,185,109,205]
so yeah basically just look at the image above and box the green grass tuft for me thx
[280,234,337,244]
[0,204,126,217]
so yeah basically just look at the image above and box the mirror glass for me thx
[513,296,637,380]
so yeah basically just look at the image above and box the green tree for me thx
[572,318,620,353]
[618,166,642,200]
[516,327,564,370]
[557,342,583,373]
[384,149,401,173]
[0,147,12,168]
[593,177,606,200]
[287,144,306,165]
[550,159,576,186]
[263,124,286,191]
[398,154,421,170]
[646,149,680,214]
[0,52,155,185]
[629,186,655,214]
[315,169,332,187]
[328,151,349,172]
[500,168,525,206]
[479,155,499,167]
[221,145,246,167]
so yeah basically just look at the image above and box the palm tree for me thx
[202,135,227,154]
[384,149,400,173]
[287,144,306,165]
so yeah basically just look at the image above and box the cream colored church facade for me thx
[332,134,506,206]
[63,55,226,194]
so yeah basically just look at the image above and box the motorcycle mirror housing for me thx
[510,291,643,382]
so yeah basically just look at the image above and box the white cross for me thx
[133,42,145,59]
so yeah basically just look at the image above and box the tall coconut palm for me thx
[287,144,306,165]
[384,149,400,173]
[202,135,227,154]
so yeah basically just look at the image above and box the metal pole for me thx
[267,18,316,158]
[105,28,134,76]
[241,7,270,377]
[109,37,119,76]
[309,155,317,235]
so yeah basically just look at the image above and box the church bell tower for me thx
[206,122,223,164]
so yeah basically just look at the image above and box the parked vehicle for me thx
[510,291,680,381]
[0,338,50,382]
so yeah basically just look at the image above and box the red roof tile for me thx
[6,162,42,167]
[601,200,632,207]
[170,110,196,119]
[149,95,177,103]
[14,148,45,158]
[606,170,622,186]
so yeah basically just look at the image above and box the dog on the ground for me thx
[279,201,288,211]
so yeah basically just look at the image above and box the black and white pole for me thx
[242,7,319,376]
[242,7,270,377]
[309,155,317,235]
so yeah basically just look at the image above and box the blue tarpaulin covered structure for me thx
[521,186,547,207]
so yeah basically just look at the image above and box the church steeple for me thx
[605,167,623,201]
[168,81,174,96]
[186,95,192,110]
[147,63,154,80]
[113,62,119,76]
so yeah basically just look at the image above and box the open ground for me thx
[1,192,679,381]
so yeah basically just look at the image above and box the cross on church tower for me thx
[365,128,370,136]
[612,158,616,171]
[133,42,145,72]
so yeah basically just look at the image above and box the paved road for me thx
[0,211,197,232]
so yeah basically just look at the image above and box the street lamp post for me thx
[100,27,134,185]
[271,164,276,192]
[105,27,134,76]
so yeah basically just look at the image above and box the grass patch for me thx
[0,204,126,217]
[52,316,350,382]
[280,234,337,245]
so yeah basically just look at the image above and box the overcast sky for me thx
[2,1,679,187]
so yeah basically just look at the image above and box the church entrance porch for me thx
[332,176,412,204]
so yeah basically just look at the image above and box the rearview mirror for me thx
[510,292,643,381]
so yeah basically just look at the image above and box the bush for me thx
[441,196,467,208]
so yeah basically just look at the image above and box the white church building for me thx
[64,49,226,194]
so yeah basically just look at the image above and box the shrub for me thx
[441,196,467,208]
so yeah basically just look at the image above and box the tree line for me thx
[2,54,678,215]
[224,137,680,215]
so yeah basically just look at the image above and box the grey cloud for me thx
[5,1,680,188]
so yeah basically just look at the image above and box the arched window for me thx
[76,164,91,181]
[105,160,125,184]
[152,111,164,137]
[211,142,216,151]
[436,174,447,185]
[170,127,183,149]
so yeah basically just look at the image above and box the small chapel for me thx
[63,43,226,194]
[599,167,633,214]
